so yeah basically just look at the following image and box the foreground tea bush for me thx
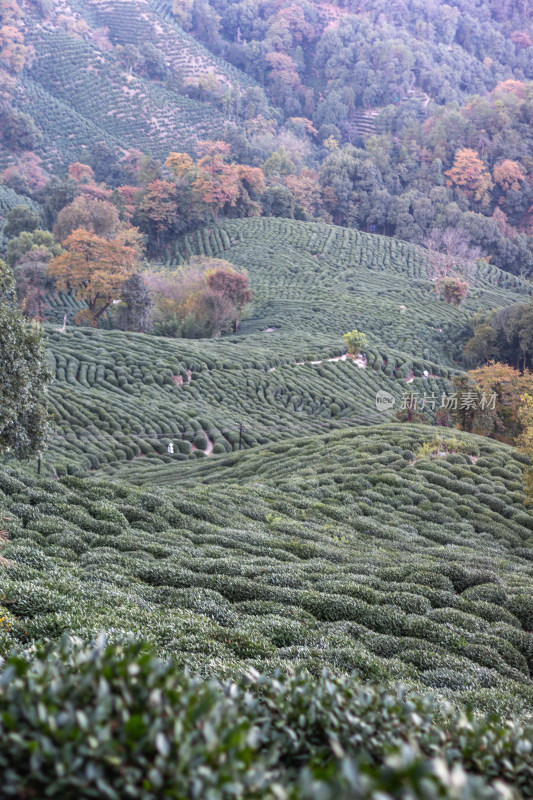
[0,635,530,800]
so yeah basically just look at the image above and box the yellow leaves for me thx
[323,136,339,152]
[445,148,493,207]
[493,159,526,193]
[164,152,194,180]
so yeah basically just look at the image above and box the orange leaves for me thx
[445,148,493,207]
[138,180,180,238]
[192,141,264,216]
[493,159,526,193]
[470,362,533,443]
[48,228,139,326]
[68,163,96,184]
[493,79,526,99]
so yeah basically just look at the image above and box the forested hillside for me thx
[1,0,533,273]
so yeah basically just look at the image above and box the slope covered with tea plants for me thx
[3,424,533,720]
[36,218,531,479]
[1,0,256,172]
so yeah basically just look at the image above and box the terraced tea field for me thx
[4,224,533,794]
[23,30,225,166]
[34,219,529,479]
[9,0,254,170]
[2,425,533,720]
[167,219,531,363]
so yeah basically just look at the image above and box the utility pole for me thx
[239,423,245,451]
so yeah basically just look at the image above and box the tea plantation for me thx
[4,220,533,796]
[6,0,252,170]
[38,219,530,479]
[4,423,533,794]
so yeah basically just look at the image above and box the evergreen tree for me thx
[116,273,154,333]
[0,259,50,457]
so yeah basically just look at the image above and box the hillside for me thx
[3,424,533,719]
[1,0,255,172]
[36,218,531,479]
[3,2,533,793]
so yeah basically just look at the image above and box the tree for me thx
[48,229,139,326]
[438,277,469,304]
[37,176,78,229]
[53,196,120,243]
[343,329,367,356]
[0,258,50,457]
[6,229,62,269]
[193,286,237,337]
[449,375,496,434]
[164,152,194,180]
[68,163,96,184]
[205,265,252,331]
[193,141,265,219]
[445,148,494,207]
[137,180,181,247]
[14,247,55,321]
[468,362,533,442]
[262,147,296,178]
[3,205,42,239]
[116,273,153,333]
[0,108,42,151]
[493,159,526,192]
[463,321,499,366]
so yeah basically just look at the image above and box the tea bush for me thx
[2,425,533,717]
[2,636,533,799]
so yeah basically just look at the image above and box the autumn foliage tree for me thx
[438,277,469,304]
[137,180,181,247]
[467,362,533,442]
[205,265,253,331]
[48,228,140,326]
[445,148,494,207]
[193,141,265,219]
[53,196,120,243]
[164,152,194,181]
[493,159,526,193]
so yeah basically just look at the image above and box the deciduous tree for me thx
[445,148,494,207]
[53,196,120,243]
[48,229,139,326]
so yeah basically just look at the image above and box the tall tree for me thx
[3,205,42,239]
[53,196,120,243]
[48,229,139,326]
[116,273,153,333]
[205,266,253,331]
[0,258,50,457]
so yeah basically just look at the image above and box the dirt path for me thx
[172,370,192,386]
[269,354,367,373]
[189,431,214,456]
